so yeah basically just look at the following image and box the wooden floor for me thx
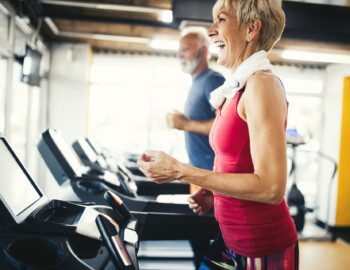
[299,240,350,270]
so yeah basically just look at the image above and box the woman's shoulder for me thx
[247,71,280,88]
[245,71,284,98]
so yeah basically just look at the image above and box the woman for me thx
[138,0,298,269]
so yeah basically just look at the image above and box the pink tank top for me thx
[209,90,297,258]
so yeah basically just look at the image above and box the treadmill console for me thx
[0,136,47,226]
[0,135,98,239]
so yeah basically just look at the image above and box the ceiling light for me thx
[41,1,173,23]
[281,50,350,64]
[150,39,179,51]
[59,31,150,43]
[159,10,173,23]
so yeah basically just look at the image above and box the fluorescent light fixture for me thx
[150,39,179,51]
[44,17,59,35]
[281,50,350,64]
[60,31,150,43]
[159,10,173,23]
[150,39,221,54]
[41,1,173,23]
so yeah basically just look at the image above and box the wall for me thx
[48,43,91,143]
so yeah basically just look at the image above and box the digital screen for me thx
[0,140,41,215]
[87,137,102,154]
[79,139,98,163]
[50,130,84,176]
[21,45,42,87]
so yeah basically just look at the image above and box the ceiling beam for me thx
[53,19,180,39]
[43,11,179,28]
[52,0,172,10]
[40,0,171,14]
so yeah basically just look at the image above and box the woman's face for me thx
[209,5,248,69]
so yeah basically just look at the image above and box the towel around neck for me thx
[209,50,273,109]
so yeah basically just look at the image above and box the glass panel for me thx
[9,62,29,162]
[89,54,190,162]
[0,57,6,133]
[0,8,9,42]
[0,140,41,216]
[14,27,27,56]
[26,87,41,179]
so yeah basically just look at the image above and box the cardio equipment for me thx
[0,133,139,270]
[286,129,337,240]
[37,128,218,242]
[85,137,145,178]
[72,137,190,196]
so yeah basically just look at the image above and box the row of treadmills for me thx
[0,128,219,270]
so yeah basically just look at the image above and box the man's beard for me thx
[180,51,201,74]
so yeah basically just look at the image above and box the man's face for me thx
[178,35,202,74]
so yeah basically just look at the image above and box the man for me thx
[166,30,225,268]
[167,30,225,171]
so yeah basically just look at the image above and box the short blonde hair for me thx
[213,0,285,52]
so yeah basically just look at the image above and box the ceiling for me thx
[10,0,350,64]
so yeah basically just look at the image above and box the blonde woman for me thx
[138,0,298,269]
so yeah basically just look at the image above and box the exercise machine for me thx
[72,137,190,196]
[38,128,218,267]
[286,129,337,241]
[0,133,139,270]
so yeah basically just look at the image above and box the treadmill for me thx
[86,137,145,178]
[0,133,139,270]
[38,128,218,241]
[72,137,190,196]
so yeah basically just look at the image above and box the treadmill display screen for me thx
[50,131,83,176]
[79,139,98,163]
[0,140,41,215]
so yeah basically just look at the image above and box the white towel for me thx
[209,50,273,108]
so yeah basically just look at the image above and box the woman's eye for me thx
[218,18,225,23]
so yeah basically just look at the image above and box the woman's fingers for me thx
[193,207,203,215]
[188,203,199,209]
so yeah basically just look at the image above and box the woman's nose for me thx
[208,22,218,39]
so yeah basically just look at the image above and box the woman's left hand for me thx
[137,150,182,184]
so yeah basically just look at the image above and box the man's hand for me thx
[166,111,188,131]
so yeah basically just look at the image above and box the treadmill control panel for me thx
[0,139,42,220]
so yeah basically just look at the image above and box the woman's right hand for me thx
[188,188,214,215]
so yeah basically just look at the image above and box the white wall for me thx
[317,64,350,225]
[43,43,90,197]
[48,43,91,143]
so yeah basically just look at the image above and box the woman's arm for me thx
[139,73,288,205]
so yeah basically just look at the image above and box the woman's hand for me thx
[137,150,182,184]
[188,188,214,215]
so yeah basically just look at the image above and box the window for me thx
[274,65,325,151]
[9,62,29,162]
[0,6,10,42]
[0,57,6,133]
[273,65,325,208]
[14,27,27,56]
[26,86,42,179]
[89,53,191,162]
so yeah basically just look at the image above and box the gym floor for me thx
[299,240,350,269]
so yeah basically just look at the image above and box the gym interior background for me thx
[0,0,350,269]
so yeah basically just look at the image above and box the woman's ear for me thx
[246,19,262,42]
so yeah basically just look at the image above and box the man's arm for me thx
[167,112,214,135]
